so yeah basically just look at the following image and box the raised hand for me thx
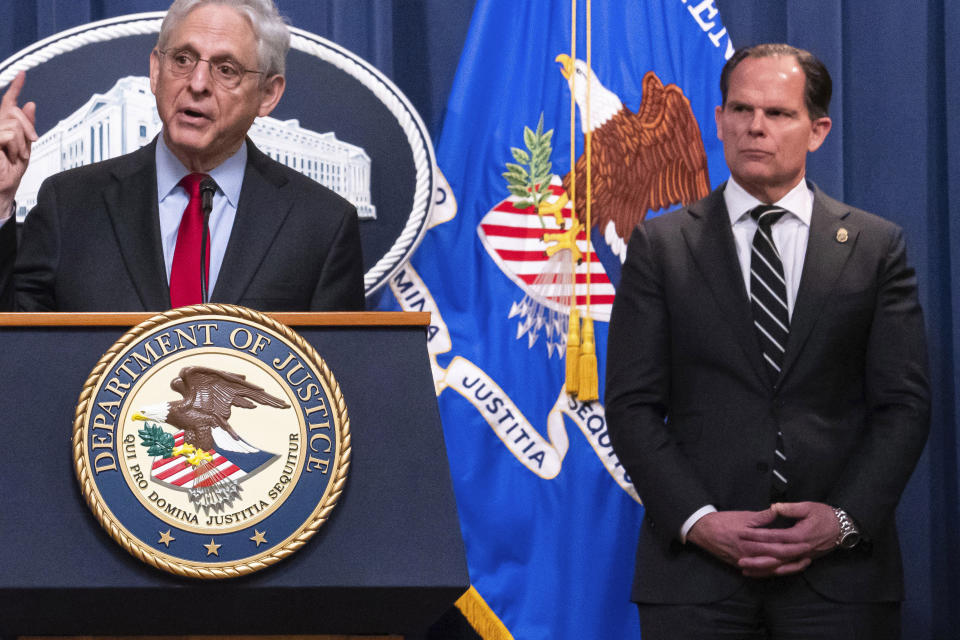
[0,71,38,219]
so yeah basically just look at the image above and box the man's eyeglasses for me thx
[157,49,262,89]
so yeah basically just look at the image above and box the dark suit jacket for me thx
[0,138,365,311]
[605,183,930,605]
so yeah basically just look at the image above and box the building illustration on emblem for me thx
[14,76,376,221]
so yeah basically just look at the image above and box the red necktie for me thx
[169,172,211,308]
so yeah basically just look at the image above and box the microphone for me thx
[199,177,217,304]
[200,177,216,215]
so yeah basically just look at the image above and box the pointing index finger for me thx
[1,71,26,110]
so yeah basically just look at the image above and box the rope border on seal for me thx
[72,303,351,579]
[0,13,437,297]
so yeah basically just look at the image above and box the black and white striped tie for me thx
[749,204,789,495]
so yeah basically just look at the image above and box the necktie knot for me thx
[178,172,208,198]
[749,204,788,230]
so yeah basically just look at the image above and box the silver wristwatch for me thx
[833,507,861,549]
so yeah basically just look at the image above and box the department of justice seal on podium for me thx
[73,305,350,579]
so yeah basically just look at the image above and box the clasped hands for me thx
[686,501,840,578]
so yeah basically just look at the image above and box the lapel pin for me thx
[836,228,849,243]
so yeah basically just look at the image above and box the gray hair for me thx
[157,0,291,78]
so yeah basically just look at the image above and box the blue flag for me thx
[377,1,731,637]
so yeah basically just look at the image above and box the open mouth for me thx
[177,106,211,124]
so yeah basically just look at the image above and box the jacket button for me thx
[756,462,769,472]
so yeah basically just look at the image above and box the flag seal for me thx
[73,304,349,579]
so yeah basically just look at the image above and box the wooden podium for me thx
[0,312,468,639]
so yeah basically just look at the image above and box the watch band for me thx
[833,507,861,549]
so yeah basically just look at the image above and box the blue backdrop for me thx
[0,2,956,638]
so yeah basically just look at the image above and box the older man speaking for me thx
[0,0,364,311]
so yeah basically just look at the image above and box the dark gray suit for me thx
[605,183,929,605]
[0,138,364,311]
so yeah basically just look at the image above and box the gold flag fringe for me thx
[456,585,515,640]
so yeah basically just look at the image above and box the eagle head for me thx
[131,403,171,424]
[555,53,624,134]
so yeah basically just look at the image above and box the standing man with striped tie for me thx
[606,44,929,639]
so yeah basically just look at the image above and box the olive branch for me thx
[138,422,175,458]
[502,113,555,219]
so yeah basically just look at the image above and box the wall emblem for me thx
[73,305,349,578]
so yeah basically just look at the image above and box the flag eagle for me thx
[556,54,711,259]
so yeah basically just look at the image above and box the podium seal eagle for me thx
[73,305,350,578]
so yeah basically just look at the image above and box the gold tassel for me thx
[578,315,599,401]
[565,306,581,395]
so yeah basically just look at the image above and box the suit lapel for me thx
[103,141,170,310]
[682,188,769,386]
[778,187,856,383]
[212,141,294,304]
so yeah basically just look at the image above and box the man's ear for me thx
[715,104,726,142]
[149,48,161,95]
[257,75,285,117]
[807,116,832,152]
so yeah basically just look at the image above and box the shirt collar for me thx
[724,176,814,227]
[155,133,247,207]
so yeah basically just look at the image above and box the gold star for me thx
[250,530,268,547]
[204,538,221,556]
[157,530,175,547]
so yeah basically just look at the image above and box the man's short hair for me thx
[157,0,291,79]
[719,43,832,120]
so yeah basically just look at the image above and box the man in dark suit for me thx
[606,44,929,639]
[0,0,364,312]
